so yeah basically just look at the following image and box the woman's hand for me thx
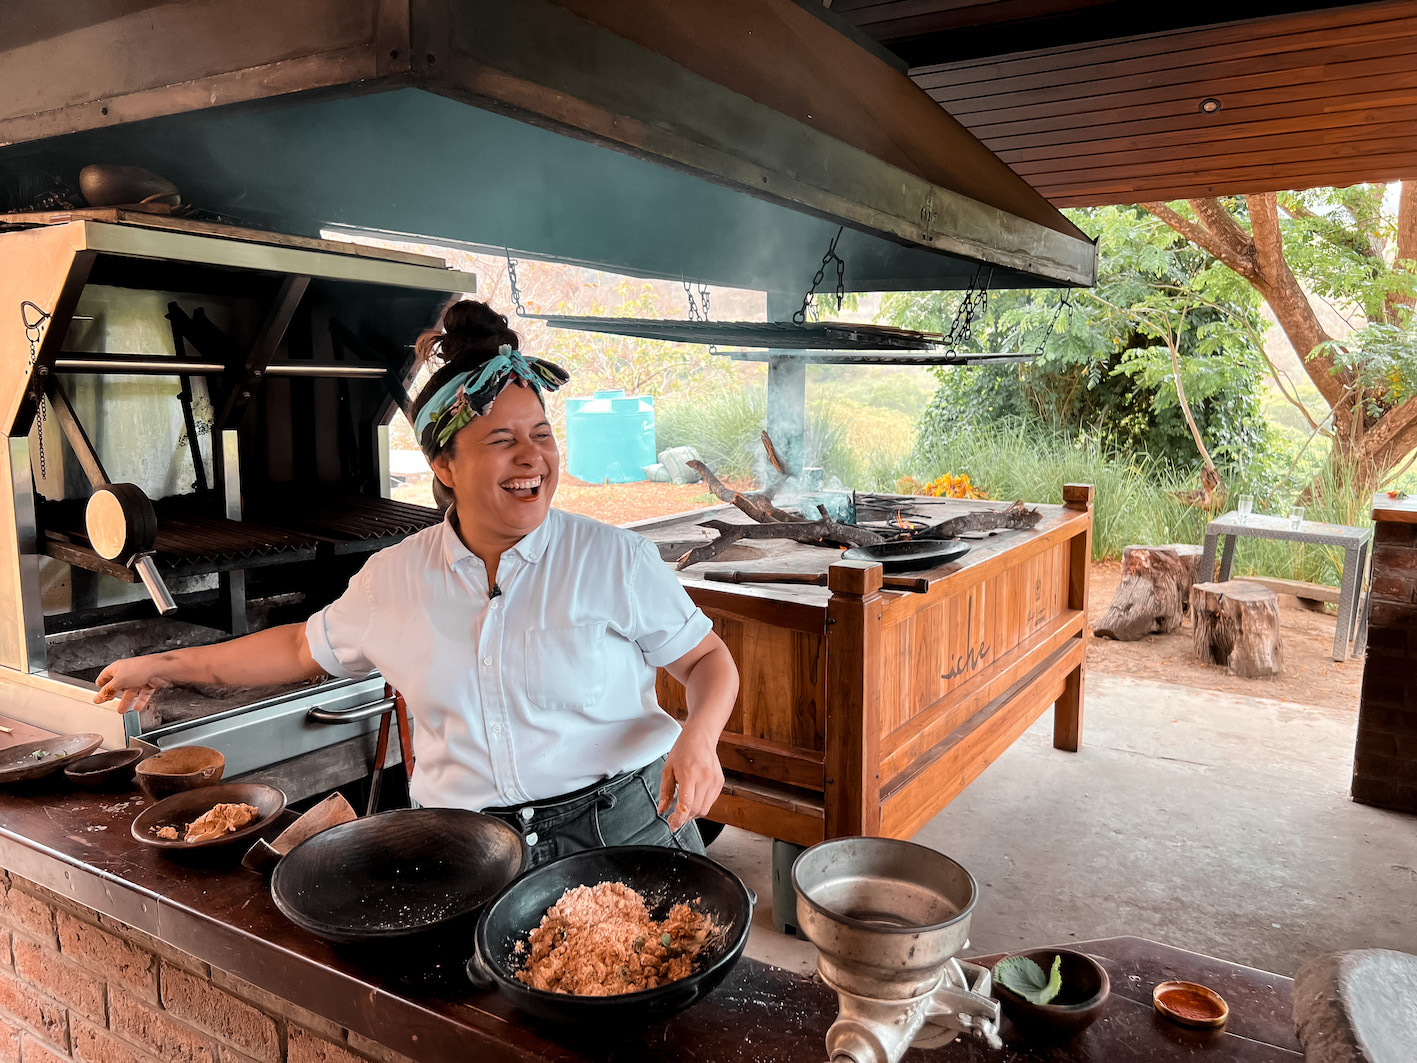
[659,631,739,832]
[93,655,178,714]
[658,721,726,831]
[93,623,328,715]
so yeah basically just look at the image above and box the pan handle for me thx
[306,697,396,725]
[465,950,499,993]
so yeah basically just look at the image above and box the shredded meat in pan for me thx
[515,882,722,995]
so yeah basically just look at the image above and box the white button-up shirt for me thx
[305,507,712,810]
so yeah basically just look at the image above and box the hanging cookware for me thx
[270,808,527,945]
[468,845,753,1025]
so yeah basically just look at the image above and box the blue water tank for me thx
[564,390,656,484]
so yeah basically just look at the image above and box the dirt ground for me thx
[1085,559,1362,712]
[553,477,723,525]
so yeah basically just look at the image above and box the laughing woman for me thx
[94,301,739,864]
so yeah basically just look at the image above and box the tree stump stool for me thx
[1190,580,1284,677]
[1094,544,1203,640]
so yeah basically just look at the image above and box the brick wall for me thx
[0,872,419,1063]
[1353,518,1417,813]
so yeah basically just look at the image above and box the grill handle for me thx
[133,555,178,615]
[306,697,396,725]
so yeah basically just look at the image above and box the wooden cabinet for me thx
[645,486,1093,844]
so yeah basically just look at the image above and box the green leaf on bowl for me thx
[994,954,1063,1005]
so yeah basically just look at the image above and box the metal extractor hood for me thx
[0,0,1097,296]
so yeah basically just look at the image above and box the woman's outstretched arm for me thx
[94,622,329,714]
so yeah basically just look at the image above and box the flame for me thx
[894,509,912,529]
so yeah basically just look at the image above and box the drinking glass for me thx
[1237,495,1254,524]
[1289,505,1305,530]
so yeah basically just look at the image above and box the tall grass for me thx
[655,390,910,488]
[914,420,1371,581]
[912,421,1203,559]
[659,389,1369,584]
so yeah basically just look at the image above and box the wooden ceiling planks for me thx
[836,0,1417,204]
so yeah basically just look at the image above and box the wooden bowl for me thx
[993,948,1110,1041]
[64,748,143,790]
[135,746,225,800]
[1153,980,1228,1028]
[0,733,104,785]
[131,782,286,851]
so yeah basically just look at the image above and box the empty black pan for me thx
[270,808,527,946]
[468,846,753,1026]
[840,538,970,572]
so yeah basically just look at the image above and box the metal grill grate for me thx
[39,494,443,580]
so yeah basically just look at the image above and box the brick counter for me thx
[1354,494,1417,813]
[0,782,838,1063]
[0,869,378,1063]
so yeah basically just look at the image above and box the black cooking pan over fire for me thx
[271,808,527,946]
[468,846,753,1025]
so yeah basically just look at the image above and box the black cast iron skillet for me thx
[840,538,970,572]
[468,846,754,1025]
[271,808,527,945]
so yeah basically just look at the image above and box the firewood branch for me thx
[676,519,884,569]
[760,430,795,478]
[687,460,798,523]
[929,500,1043,538]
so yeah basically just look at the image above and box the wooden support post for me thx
[824,559,883,838]
[1056,483,1094,752]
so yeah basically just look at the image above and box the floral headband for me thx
[413,345,569,455]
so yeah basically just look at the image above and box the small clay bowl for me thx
[1153,980,1228,1028]
[993,948,1110,1040]
[135,746,225,801]
[64,748,144,790]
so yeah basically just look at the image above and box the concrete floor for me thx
[714,672,1417,979]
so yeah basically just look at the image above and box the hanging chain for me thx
[683,279,717,353]
[793,227,847,325]
[1032,290,1074,356]
[505,250,528,317]
[942,266,991,354]
[21,301,50,479]
[683,277,706,321]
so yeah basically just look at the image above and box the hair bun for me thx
[415,299,520,366]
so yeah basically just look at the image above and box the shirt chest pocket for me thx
[524,624,609,709]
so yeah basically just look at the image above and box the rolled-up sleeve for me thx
[304,563,378,679]
[628,536,713,667]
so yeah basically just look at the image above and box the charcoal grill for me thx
[0,217,469,797]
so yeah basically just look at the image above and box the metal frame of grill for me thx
[0,218,471,787]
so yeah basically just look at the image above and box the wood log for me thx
[1094,544,1202,640]
[686,460,797,523]
[1190,580,1284,678]
[675,518,884,569]
[931,500,1042,537]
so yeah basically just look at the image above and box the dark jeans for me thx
[481,755,704,868]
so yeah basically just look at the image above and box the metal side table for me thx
[1199,512,1371,662]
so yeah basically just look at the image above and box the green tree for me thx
[883,205,1269,480]
[1142,184,1417,490]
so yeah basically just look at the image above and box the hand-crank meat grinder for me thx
[793,837,1003,1062]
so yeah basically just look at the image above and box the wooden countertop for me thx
[634,499,1085,608]
[0,772,1301,1061]
[1372,491,1417,523]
